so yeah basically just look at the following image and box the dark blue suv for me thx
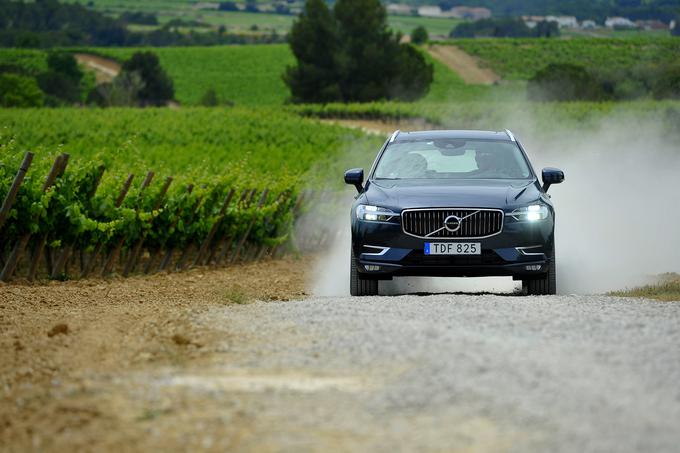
[344,129,564,296]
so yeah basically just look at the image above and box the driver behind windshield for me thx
[374,139,531,180]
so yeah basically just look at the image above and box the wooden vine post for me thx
[212,188,250,265]
[28,155,71,280]
[194,188,236,266]
[0,152,33,234]
[123,176,173,277]
[102,171,154,277]
[230,189,269,263]
[81,174,134,278]
[48,165,106,280]
[148,183,194,274]
[0,153,68,282]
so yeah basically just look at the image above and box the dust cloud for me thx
[309,107,680,296]
[517,111,680,294]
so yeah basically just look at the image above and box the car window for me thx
[373,139,532,180]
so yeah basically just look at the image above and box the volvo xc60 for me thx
[344,129,564,296]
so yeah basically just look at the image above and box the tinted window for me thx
[374,139,532,180]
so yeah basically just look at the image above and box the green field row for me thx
[452,37,680,80]
[0,44,483,106]
[0,107,381,179]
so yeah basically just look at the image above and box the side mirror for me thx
[344,168,364,193]
[542,167,564,193]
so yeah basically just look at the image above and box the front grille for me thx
[401,208,504,239]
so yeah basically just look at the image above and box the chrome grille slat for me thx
[401,208,504,239]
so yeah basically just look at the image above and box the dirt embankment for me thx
[74,53,121,84]
[427,45,501,85]
[0,257,308,451]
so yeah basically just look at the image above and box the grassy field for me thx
[610,274,680,301]
[0,49,48,75]
[388,15,462,36]
[0,44,487,106]
[452,37,680,80]
[59,0,465,36]
[93,45,293,105]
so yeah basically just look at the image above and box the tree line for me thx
[451,18,560,38]
[0,51,175,108]
[0,0,285,48]
[436,0,680,23]
[528,62,680,101]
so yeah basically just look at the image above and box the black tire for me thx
[522,244,557,295]
[350,247,378,296]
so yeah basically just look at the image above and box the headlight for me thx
[509,204,549,222]
[356,205,397,222]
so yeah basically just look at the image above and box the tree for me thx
[46,51,83,83]
[87,71,145,107]
[285,0,432,103]
[218,2,238,11]
[390,44,434,101]
[534,20,560,37]
[410,25,428,44]
[0,73,44,107]
[36,51,84,105]
[121,51,174,105]
[527,63,606,101]
[284,0,341,102]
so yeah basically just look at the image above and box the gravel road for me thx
[197,294,680,453]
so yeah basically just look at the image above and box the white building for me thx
[604,16,636,28]
[545,15,579,28]
[581,20,597,29]
[417,6,443,18]
[522,16,545,28]
[387,4,413,16]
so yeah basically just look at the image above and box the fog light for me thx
[365,265,381,271]
[525,265,542,271]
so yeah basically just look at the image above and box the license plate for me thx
[424,242,481,255]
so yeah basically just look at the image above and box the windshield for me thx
[373,139,532,180]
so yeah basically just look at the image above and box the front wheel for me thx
[522,244,557,295]
[350,247,378,296]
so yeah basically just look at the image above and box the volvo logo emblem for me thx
[443,215,461,232]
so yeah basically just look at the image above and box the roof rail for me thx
[504,129,516,142]
[389,130,400,143]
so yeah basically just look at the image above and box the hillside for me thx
[63,0,680,22]
[453,37,680,79]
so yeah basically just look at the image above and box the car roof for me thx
[392,130,513,143]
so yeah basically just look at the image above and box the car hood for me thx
[366,179,540,210]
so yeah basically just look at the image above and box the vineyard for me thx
[0,44,485,106]
[91,45,294,105]
[0,108,382,282]
[452,37,680,80]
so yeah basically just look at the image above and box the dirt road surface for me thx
[74,54,121,83]
[427,45,501,85]
[2,259,679,452]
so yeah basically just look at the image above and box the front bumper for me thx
[352,217,554,280]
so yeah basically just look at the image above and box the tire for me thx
[522,244,557,295]
[350,247,378,296]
